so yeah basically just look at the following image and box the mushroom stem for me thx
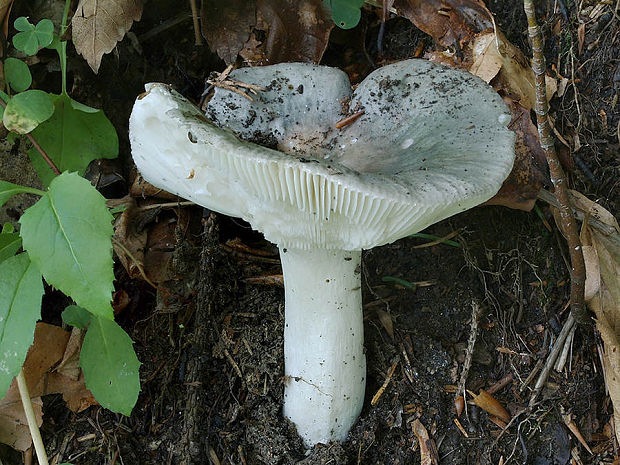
[280,247,366,446]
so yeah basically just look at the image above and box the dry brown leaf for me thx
[394,0,492,48]
[569,190,620,231]
[0,323,97,450]
[45,372,97,413]
[412,418,438,465]
[577,23,586,55]
[55,327,86,381]
[376,308,395,341]
[470,31,557,110]
[485,98,549,211]
[0,396,42,451]
[0,0,13,58]
[72,0,143,73]
[113,198,147,280]
[468,389,511,423]
[201,0,257,64]
[582,244,601,301]
[130,173,179,200]
[574,198,620,441]
[239,0,334,66]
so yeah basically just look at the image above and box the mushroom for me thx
[129,59,515,447]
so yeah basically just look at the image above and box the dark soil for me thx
[1,0,617,464]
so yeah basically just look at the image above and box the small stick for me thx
[207,81,254,101]
[217,80,266,92]
[523,0,587,324]
[529,313,575,407]
[371,359,399,405]
[189,0,203,46]
[487,373,514,395]
[335,111,365,129]
[520,358,544,392]
[17,370,49,465]
[554,323,576,372]
[456,302,482,401]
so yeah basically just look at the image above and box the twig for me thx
[529,313,575,407]
[0,99,61,175]
[189,0,203,46]
[17,370,49,465]
[371,359,399,405]
[523,0,587,324]
[456,301,482,401]
[554,323,576,372]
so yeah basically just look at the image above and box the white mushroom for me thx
[129,59,515,447]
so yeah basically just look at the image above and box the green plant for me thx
[323,0,365,29]
[0,1,139,423]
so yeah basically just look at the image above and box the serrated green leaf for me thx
[0,231,21,263]
[62,305,91,329]
[80,316,140,415]
[28,93,118,186]
[324,0,364,29]
[3,90,54,134]
[4,58,32,93]
[0,253,44,398]
[0,180,45,208]
[19,172,115,319]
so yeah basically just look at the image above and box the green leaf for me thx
[324,0,364,29]
[0,180,45,208]
[19,172,115,319]
[382,276,417,290]
[12,17,54,55]
[28,93,118,186]
[34,19,54,48]
[4,58,32,93]
[80,316,140,416]
[3,90,54,134]
[14,17,31,32]
[62,305,91,329]
[0,253,44,398]
[0,228,21,263]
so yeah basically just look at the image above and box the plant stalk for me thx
[523,0,587,323]
[59,0,71,95]
[16,370,49,465]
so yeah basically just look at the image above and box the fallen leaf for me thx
[72,0,143,73]
[55,327,85,381]
[129,173,178,200]
[0,396,42,451]
[470,31,557,110]
[394,0,492,48]
[201,0,257,64]
[566,196,620,442]
[577,23,585,55]
[485,98,549,211]
[0,323,97,450]
[468,389,511,423]
[113,198,147,280]
[239,0,334,65]
[0,0,14,57]
[412,418,438,465]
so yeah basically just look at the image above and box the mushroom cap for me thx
[130,60,515,250]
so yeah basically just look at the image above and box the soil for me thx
[1,0,618,464]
